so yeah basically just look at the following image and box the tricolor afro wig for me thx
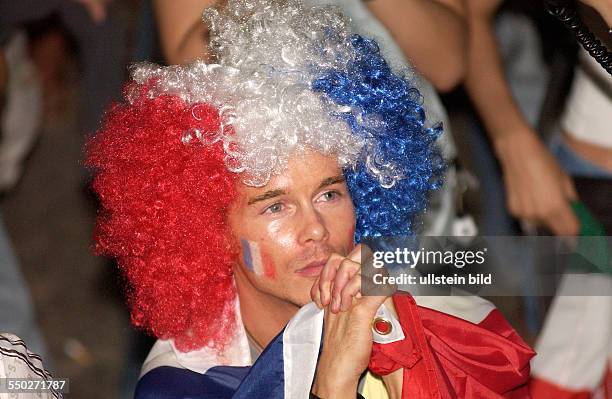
[86,0,443,352]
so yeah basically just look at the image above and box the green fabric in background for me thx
[570,201,612,274]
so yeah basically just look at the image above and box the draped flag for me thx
[136,293,534,399]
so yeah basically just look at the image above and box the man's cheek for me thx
[240,239,277,280]
[260,249,277,280]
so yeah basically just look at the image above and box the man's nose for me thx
[299,206,329,244]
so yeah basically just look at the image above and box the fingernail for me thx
[331,296,339,313]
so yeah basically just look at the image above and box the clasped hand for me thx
[309,244,391,399]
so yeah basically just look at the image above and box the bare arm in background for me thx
[153,0,218,65]
[155,0,468,90]
[366,0,468,92]
[465,0,579,235]
[580,0,612,26]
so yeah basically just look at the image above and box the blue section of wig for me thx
[311,35,444,241]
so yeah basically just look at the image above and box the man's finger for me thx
[339,273,361,312]
[347,243,363,263]
[331,259,360,313]
[504,174,520,218]
[320,254,343,306]
[311,274,323,308]
[545,202,580,236]
[562,175,578,200]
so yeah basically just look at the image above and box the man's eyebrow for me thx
[317,175,345,190]
[247,189,286,205]
[246,175,344,205]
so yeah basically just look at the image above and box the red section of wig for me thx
[86,83,238,351]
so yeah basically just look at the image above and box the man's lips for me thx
[295,260,327,277]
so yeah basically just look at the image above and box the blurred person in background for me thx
[0,0,126,134]
[0,31,43,192]
[465,0,579,237]
[0,210,49,363]
[0,0,120,361]
[0,0,130,391]
[464,0,610,234]
[528,2,612,398]
[0,31,49,365]
[464,0,612,396]
[461,0,611,354]
[462,0,576,336]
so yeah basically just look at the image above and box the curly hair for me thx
[86,84,239,352]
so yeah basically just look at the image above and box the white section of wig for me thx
[130,0,366,186]
[204,0,354,74]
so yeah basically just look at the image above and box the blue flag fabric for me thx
[135,303,326,399]
[136,331,287,399]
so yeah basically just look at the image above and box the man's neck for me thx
[233,266,300,350]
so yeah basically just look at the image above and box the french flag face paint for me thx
[241,239,276,279]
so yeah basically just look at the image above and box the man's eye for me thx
[320,191,339,201]
[264,203,284,214]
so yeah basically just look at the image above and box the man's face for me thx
[227,150,356,307]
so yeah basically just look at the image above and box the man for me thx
[87,0,533,397]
